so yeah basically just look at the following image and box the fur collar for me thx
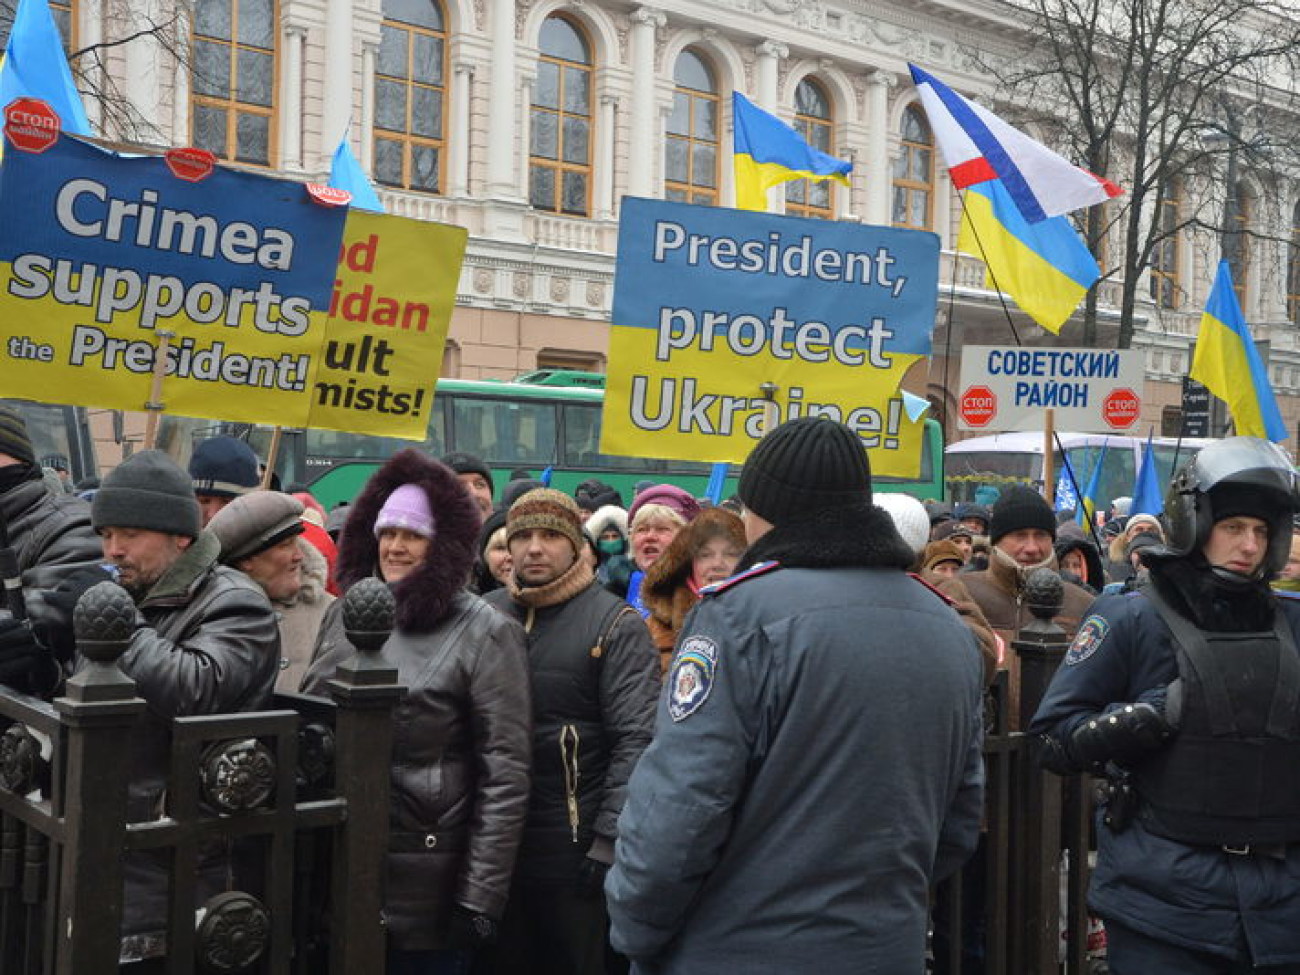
[741,502,914,571]
[988,544,1060,593]
[336,448,482,633]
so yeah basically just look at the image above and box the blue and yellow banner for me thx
[0,131,465,439]
[1190,260,1286,442]
[732,92,851,212]
[957,179,1099,334]
[602,198,939,477]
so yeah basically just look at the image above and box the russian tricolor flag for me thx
[909,65,1121,224]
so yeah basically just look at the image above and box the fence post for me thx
[325,579,404,975]
[1011,568,1069,975]
[54,582,146,975]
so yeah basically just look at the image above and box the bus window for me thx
[1061,445,1136,515]
[560,404,652,471]
[453,398,558,466]
[303,398,446,460]
[2,399,97,482]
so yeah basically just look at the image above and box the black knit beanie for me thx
[737,417,872,524]
[0,405,35,465]
[189,436,260,498]
[989,485,1057,544]
[441,452,494,492]
[93,450,202,538]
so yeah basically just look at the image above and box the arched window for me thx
[374,0,446,193]
[1226,181,1251,310]
[1149,179,1181,309]
[0,2,74,49]
[786,78,834,219]
[893,106,933,230]
[665,49,718,206]
[191,0,277,166]
[1288,201,1300,327]
[530,15,592,216]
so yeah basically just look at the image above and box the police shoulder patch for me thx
[699,560,781,596]
[668,635,717,721]
[1065,614,1111,666]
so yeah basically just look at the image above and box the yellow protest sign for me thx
[309,209,466,438]
[602,199,939,476]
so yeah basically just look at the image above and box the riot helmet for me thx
[1163,437,1299,578]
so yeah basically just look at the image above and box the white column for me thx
[448,62,475,197]
[360,42,378,170]
[754,41,787,110]
[123,0,162,134]
[627,6,665,198]
[517,73,535,201]
[78,0,103,132]
[280,26,306,171]
[596,93,617,218]
[864,69,894,226]
[322,0,355,155]
[486,0,519,198]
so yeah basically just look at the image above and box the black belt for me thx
[1221,842,1290,860]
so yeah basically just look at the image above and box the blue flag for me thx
[1077,441,1107,526]
[540,465,554,487]
[1131,433,1164,518]
[705,463,728,505]
[328,134,385,212]
[0,0,90,135]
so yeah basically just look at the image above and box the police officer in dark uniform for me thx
[1031,437,1300,974]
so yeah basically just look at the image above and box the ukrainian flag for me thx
[957,179,1099,334]
[1190,260,1287,441]
[0,0,90,136]
[732,91,851,212]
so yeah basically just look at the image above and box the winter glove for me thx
[576,856,610,899]
[1068,698,1175,770]
[36,566,115,662]
[445,904,499,948]
[0,617,60,696]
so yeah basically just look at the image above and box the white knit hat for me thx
[875,493,931,555]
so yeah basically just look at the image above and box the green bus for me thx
[156,376,944,509]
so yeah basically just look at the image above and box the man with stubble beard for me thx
[89,450,278,968]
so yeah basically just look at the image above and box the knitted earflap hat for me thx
[737,417,872,524]
[506,487,585,555]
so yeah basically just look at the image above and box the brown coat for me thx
[961,546,1096,727]
[642,508,746,674]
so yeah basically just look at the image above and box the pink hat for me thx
[374,483,435,539]
[628,483,702,525]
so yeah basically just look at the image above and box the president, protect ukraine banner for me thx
[602,198,939,476]
[0,129,465,438]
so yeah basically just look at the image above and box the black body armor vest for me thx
[1132,587,1300,846]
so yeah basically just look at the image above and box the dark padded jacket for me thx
[92,531,279,949]
[1031,559,1300,965]
[607,503,985,974]
[0,469,102,646]
[485,580,659,883]
[303,447,531,949]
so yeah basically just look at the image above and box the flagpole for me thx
[1054,431,1105,554]
[1043,408,1055,504]
[141,329,174,451]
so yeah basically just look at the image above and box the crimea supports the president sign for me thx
[0,117,465,439]
[601,198,939,476]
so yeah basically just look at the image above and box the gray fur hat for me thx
[92,450,202,538]
[208,491,306,564]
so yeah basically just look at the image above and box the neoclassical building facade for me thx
[23,0,1300,448]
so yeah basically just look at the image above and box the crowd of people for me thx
[1,399,1299,974]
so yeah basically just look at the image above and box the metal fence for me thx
[0,577,403,975]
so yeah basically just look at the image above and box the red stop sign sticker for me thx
[4,98,60,154]
[306,183,352,207]
[1103,388,1141,429]
[960,385,998,428]
[165,147,217,182]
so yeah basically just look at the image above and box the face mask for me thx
[598,538,625,555]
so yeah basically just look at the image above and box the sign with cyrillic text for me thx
[956,345,1146,432]
[602,197,939,475]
